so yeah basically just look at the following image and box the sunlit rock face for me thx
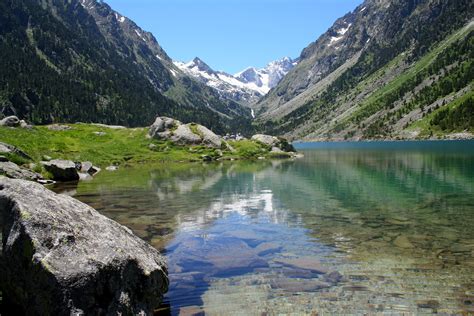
[0,178,168,315]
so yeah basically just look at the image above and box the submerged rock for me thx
[41,159,79,182]
[0,178,168,315]
[270,278,330,293]
[274,257,328,274]
[255,242,282,256]
[393,235,415,249]
[171,237,267,277]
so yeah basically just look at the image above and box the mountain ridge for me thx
[0,0,253,134]
[174,56,297,106]
[255,0,474,140]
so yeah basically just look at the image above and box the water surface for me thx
[56,140,474,314]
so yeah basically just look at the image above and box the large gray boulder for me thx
[170,124,202,145]
[0,116,20,127]
[251,134,296,152]
[251,134,279,147]
[0,161,43,181]
[148,117,224,148]
[0,142,32,160]
[149,117,179,139]
[0,178,168,315]
[41,159,79,182]
[196,125,222,148]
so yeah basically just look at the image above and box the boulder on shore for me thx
[0,142,32,161]
[0,161,43,181]
[149,117,178,138]
[171,124,202,145]
[197,125,222,148]
[79,161,101,176]
[148,116,224,149]
[251,134,296,153]
[0,116,20,127]
[0,178,168,315]
[41,159,80,182]
[251,134,279,147]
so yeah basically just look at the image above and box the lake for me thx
[55,140,474,315]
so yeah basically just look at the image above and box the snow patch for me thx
[134,30,146,42]
[328,23,352,47]
[329,36,343,45]
[338,24,352,35]
[174,56,296,100]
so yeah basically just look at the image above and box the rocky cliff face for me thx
[0,0,251,134]
[256,0,474,140]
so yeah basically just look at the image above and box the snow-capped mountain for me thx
[173,57,297,105]
[235,57,297,93]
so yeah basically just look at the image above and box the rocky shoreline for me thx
[0,115,300,184]
[302,131,474,143]
[0,115,300,314]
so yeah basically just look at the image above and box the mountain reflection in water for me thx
[54,140,474,315]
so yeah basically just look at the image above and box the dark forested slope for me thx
[0,0,251,134]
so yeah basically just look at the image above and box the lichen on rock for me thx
[0,178,169,315]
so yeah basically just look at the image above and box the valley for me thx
[0,0,472,141]
[0,1,473,314]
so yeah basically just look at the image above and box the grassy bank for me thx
[0,123,276,169]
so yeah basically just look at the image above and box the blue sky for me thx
[106,0,363,74]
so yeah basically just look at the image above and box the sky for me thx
[106,0,363,74]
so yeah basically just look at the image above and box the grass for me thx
[228,140,269,159]
[0,123,274,169]
[345,23,474,125]
[408,89,474,137]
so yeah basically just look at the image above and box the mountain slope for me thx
[174,57,297,106]
[256,0,474,140]
[0,0,251,134]
[174,58,263,106]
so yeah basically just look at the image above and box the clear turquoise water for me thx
[58,140,474,315]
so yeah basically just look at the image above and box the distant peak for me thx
[234,67,257,77]
[192,57,204,64]
[183,57,213,74]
